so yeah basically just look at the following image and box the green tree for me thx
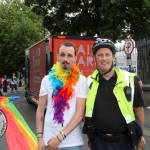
[25,0,150,41]
[0,0,43,77]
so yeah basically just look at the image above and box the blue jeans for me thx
[11,84,17,91]
[57,145,82,150]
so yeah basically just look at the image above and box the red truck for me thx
[25,35,96,104]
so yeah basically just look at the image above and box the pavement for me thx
[142,91,150,106]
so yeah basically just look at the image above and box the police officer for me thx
[83,38,146,150]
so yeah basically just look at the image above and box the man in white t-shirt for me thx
[36,42,87,150]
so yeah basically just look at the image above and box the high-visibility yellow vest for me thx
[85,67,136,124]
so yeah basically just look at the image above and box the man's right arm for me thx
[36,95,47,149]
[36,95,47,134]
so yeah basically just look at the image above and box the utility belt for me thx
[86,121,143,147]
[87,125,130,142]
[95,131,130,142]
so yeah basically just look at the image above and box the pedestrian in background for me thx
[36,42,87,150]
[0,77,3,96]
[83,38,146,150]
[128,69,148,109]
[7,77,11,90]
[129,69,144,94]
[11,73,18,93]
[2,75,8,95]
[21,77,25,86]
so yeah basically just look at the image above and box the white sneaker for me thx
[147,106,150,109]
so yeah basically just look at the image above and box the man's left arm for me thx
[134,107,144,129]
[133,76,146,149]
[134,107,146,148]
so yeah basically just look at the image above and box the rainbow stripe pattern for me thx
[0,96,37,150]
[49,62,81,124]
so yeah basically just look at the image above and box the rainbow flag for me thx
[0,96,37,150]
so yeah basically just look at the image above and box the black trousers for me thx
[91,136,135,150]
[0,90,2,96]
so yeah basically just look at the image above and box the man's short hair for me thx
[58,42,76,55]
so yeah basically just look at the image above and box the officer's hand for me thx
[88,140,91,148]
[137,136,146,149]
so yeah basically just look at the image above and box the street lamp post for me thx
[42,0,45,37]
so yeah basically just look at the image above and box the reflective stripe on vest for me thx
[85,67,135,124]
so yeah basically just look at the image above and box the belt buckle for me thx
[106,134,113,136]
[106,134,116,142]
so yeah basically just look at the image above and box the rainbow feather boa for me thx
[48,62,81,124]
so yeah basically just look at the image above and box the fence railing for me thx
[136,39,150,85]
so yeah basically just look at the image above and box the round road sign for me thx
[124,39,134,54]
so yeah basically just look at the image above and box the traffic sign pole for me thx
[124,39,134,71]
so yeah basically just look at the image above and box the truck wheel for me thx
[26,97,32,104]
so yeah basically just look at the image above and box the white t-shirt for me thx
[39,74,87,148]
[11,76,17,84]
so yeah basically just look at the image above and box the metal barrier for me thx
[135,38,150,86]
